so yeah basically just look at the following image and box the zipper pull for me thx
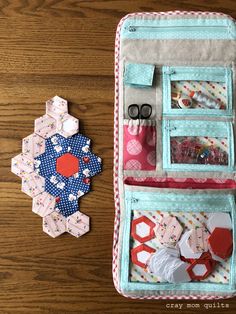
[164,69,175,75]
[128,26,136,32]
[131,197,139,204]
[165,125,177,132]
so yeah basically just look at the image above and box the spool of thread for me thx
[171,92,193,109]
[189,91,222,109]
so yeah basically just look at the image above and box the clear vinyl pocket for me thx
[162,66,233,117]
[162,119,234,172]
[120,186,236,295]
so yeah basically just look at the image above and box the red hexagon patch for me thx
[56,153,79,177]
[131,216,155,243]
[131,244,156,268]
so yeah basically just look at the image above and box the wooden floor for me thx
[0,1,236,313]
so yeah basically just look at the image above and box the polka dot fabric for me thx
[34,132,102,217]
[124,62,155,87]
[124,120,156,170]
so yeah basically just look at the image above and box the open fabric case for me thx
[113,11,236,300]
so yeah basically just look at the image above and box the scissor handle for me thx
[140,103,152,119]
[128,104,139,119]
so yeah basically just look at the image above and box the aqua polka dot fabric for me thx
[124,62,155,87]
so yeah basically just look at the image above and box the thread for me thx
[171,92,192,109]
[147,248,191,283]
[189,91,222,109]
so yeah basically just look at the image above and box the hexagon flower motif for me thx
[131,244,156,268]
[131,216,155,243]
[11,96,102,238]
[35,132,102,218]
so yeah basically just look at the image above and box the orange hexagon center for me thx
[56,153,79,177]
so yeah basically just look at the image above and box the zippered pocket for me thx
[120,186,235,292]
[163,120,234,172]
[163,66,233,117]
[121,18,236,40]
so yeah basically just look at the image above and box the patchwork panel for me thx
[11,96,102,238]
[130,210,230,284]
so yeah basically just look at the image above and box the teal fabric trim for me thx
[165,120,229,137]
[121,18,236,40]
[124,62,155,87]
[120,196,133,292]
[162,66,233,117]
[162,119,234,172]
[168,66,229,82]
[126,191,233,212]
[120,190,236,294]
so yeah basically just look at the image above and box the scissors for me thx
[128,104,152,119]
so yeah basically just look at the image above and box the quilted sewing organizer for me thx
[113,11,236,299]
[11,96,102,238]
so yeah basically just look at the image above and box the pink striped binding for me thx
[113,10,236,300]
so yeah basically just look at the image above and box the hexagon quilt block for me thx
[56,153,79,177]
[22,133,45,158]
[155,215,183,246]
[187,259,214,281]
[56,113,79,138]
[131,216,155,243]
[43,211,67,238]
[67,212,90,238]
[34,114,57,139]
[207,213,232,233]
[46,95,68,119]
[21,172,45,198]
[178,230,202,259]
[131,244,156,268]
[187,227,209,253]
[11,153,34,178]
[208,227,233,260]
[32,192,56,217]
[11,96,102,238]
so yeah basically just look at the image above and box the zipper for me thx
[163,66,229,82]
[121,18,236,40]
[126,187,232,212]
[127,25,229,33]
